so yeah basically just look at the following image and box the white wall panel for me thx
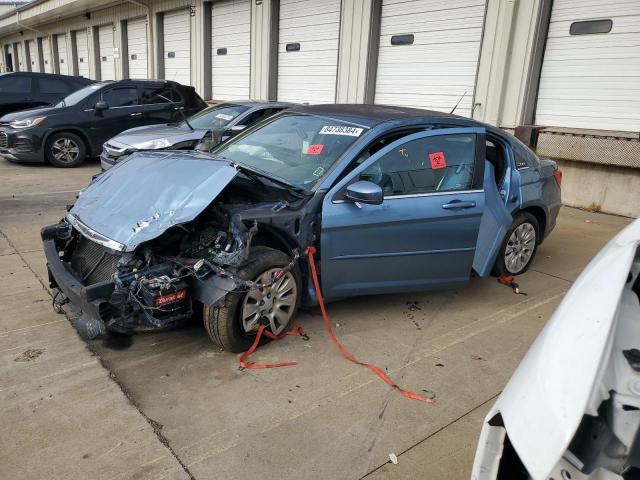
[163,8,191,85]
[98,24,115,80]
[535,0,640,131]
[374,0,487,117]
[74,29,90,78]
[127,17,147,79]
[56,33,70,75]
[42,37,53,73]
[277,0,341,103]
[211,0,251,99]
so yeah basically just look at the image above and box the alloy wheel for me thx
[241,268,298,335]
[52,137,80,164]
[505,222,536,274]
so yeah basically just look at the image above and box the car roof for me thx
[1,71,93,82]
[284,103,475,128]
[214,100,297,108]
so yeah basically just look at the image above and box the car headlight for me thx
[9,117,46,129]
[136,138,172,150]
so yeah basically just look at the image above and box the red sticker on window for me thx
[429,151,447,170]
[306,144,324,155]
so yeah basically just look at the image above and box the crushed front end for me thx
[42,209,255,340]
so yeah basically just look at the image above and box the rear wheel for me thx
[46,132,86,167]
[203,247,301,352]
[493,212,539,276]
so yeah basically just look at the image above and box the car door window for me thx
[38,77,70,95]
[102,87,138,107]
[360,133,478,196]
[140,85,178,105]
[236,108,280,127]
[0,76,32,93]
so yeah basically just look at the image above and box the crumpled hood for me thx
[69,151,237,251]
[480,219,640,479]
[0,105,63,122]
[113,124,208,148]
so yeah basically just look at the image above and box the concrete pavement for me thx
[0,157,633,479]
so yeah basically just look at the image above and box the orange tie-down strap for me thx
[237,246,436,405]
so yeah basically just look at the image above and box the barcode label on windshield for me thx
[216,113,234,121]
[319,125,364,137]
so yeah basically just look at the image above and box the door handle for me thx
[129,112,142,117]
[442,200,476,210]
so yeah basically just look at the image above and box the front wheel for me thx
[493,212,539,276]
[46,132,86,167]
[203,247,301,352]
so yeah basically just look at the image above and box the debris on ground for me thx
[14,348,44,362]
[422,389,437,400]
[407,301,421,311]
[389,453,398,465]
[497,275,528,295]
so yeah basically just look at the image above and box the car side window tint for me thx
[39,77,69,94]
[236,108,277,127]
[0,76,32,93]
[140,85,177,104]
[360,133,477,197]
[102,87,138,107]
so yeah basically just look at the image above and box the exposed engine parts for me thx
[45,197,308,340]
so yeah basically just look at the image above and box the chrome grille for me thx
[70,234,121,285]
[0,131,7,148]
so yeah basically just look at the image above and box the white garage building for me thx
[0,0,637,217]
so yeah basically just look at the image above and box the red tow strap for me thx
[304,246,436,405]
[237,247,436,405]
[239,324,308,369]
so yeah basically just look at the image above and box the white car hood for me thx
[478,219,640,479]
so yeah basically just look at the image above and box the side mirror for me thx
[94,101,109,112]
[345,180,383,205]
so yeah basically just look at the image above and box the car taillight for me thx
[553,169,562,187]
[154,289,187,307]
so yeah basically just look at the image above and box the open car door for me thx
[472,161,513,277]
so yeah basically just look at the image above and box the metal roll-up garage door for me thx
[28,39,39,72]
[211,0,250,99]
[535,0,640,131]
[56,34,69,75]
[42,37,53,73]
[75,29,90,78]
[127,17,147,79]
[163,9,191,86]
[277,0,341,103]
[374,0,487,117]
[98,25,115,80]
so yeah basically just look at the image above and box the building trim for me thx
[521,0,553,126]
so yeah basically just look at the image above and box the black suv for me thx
[0,72,93,117]
[0,79,206,167]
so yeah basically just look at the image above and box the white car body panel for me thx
[472,219,640,479]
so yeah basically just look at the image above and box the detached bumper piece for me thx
[42,223,192,339]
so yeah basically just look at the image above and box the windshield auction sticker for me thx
[319,125,364,137]
[216,113,234,121]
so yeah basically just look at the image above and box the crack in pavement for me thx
[360,393,500,479]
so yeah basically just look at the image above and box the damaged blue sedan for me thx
[42,104,561,352]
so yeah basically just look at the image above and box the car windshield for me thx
[214,114,367,188]
[180,104,251,130]
[55,83,105,107]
